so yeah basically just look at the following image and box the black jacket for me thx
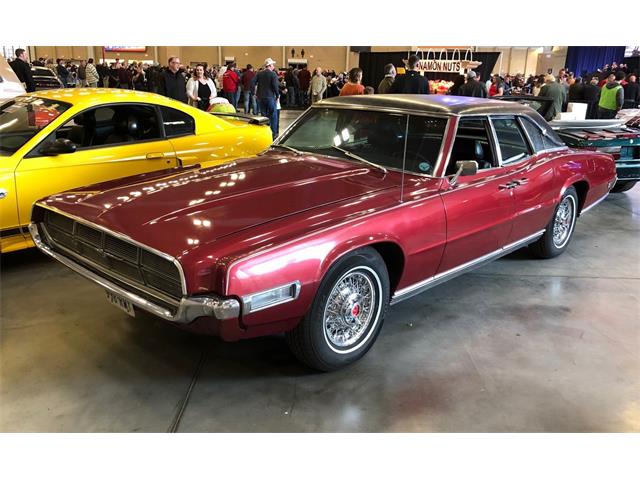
[158,68,188,103]
[255,69,280,99]
[458,79,487,98]
[623,82,640,108]
[388,70,429,94]
[568,82,584,102]
[9,58,36,92]
[582,83,600,103]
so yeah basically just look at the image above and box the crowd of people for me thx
[9,51,640,129]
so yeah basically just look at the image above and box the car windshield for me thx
[0,96,71,156]
[278,107,447,173]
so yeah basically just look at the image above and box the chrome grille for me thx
[41,210,183,305]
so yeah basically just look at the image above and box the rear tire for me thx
[285,247,390,371]
[529,186,578,259]
[611,180,637,193]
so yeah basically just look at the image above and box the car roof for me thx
[24,88,186,109]
[315,94,534,116]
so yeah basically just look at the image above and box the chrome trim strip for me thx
[580,192,609,215]
[242,280,302,314]
[34,203,188,296]
[29,223,239,324]
[487,116,503,165]
[390,229,546,305]
[433,117,454,178]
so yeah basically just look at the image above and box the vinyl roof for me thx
[316,94,535,116]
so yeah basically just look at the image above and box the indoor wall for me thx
[30,46,566,77]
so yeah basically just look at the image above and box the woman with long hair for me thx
[186,64,217,110]
[488,74,505,97]
[339,67,365,96]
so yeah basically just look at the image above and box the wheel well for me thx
[369,242,405,297]
[571,180,589,213]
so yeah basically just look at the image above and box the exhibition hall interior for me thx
[1,42,639,438]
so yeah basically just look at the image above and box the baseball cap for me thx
[264,58,276,67]
[467,70,477,79]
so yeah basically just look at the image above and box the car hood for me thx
[40,151,399,258]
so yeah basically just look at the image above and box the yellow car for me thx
[0,88,273,252]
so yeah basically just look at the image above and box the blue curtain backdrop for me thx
[566,46,626,76]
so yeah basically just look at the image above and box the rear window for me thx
[0,96,71,155]
[492,117,532,163]
[160,106,194,137]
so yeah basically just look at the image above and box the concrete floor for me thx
[1,114,639,431]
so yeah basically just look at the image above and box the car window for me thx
[48,104,162,150]
[404,116,448,175]
[160,106,195,137]
[446,117,496,175]
[280,108,408,170]
[492,117,532,164]
[519,116,546,152]
[0,97,71,156]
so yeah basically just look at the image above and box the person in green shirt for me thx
[597,71,625,119]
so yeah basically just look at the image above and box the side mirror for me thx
[40,138,77,156]
[450,160,478,186]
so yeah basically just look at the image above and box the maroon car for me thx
[29,95,617,371]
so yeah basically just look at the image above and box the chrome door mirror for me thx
[450,160,478,186]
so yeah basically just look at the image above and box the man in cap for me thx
[254,58,280,139]
[458,70,487,98]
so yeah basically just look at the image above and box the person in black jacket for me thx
[389,54,429,94]
[457,70,487,98]
[158,57,188,103]
[568,77,584,102]
[56,58,70,87]
[582,76,601,119]
[623,73,640,108]
[9,49,36,92]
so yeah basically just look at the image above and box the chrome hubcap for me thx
[323,270,376,348]
[553,196,575,248]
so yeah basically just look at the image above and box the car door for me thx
[14,103,178,228]
[0,153,27,251]
[0,95,73,251]
[437,116,516,273]
[492,115,558,243]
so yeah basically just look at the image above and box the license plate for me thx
[105,290,135,317]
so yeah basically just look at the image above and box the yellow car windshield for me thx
[0,96,71,155]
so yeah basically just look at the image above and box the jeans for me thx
[287,86,297,107]
[243,90,258,114]
[259,97,278,139]
[234,90,241,110]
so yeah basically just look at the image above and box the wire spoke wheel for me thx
[323,270,376,349]
[552,195,576,248]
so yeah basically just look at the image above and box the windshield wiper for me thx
[331,145,387,174]
[271,144,305,155]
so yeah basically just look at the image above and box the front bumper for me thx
[29,223,240,324]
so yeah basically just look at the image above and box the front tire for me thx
[285,247,390,371]
[529,186,578,259]
[611,180,637,193]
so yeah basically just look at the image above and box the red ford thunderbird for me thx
[29,95,617,371]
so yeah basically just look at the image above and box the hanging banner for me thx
[104,46,146,53]
[407,48,482,74]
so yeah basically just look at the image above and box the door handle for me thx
[499,182,517,190]
[0,189,8,200]
[146,153,164,160]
